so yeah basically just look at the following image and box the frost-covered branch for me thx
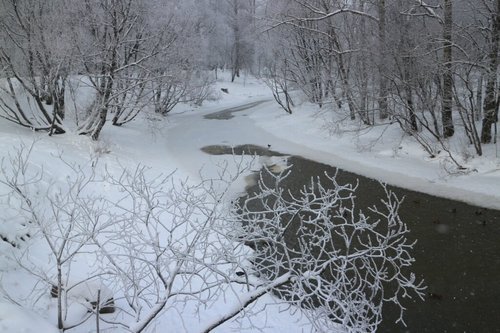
[233,166,426,332]
[1,144,424,332]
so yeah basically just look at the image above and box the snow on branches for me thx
[233,166,426,332]
[0,143,424,332]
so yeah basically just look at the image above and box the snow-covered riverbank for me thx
[0,73,499,332]
[161,74,500,209]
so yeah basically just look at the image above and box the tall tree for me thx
[73,0,150,140]
[378,0,389,120]
[0,0,69,134]
[481,0,500,143]
[73,0,192,140]
[442,0,455,137]
[221,0,255,81]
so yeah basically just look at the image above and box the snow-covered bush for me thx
[233,166,426,332]
[0,143,424,333]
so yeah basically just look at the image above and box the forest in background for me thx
[0,0,498,159]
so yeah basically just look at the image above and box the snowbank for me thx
[0,303,58,333]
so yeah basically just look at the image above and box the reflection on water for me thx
[203,144,500,333]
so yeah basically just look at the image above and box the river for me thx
[202,143,500,333]
[166,100,500,332]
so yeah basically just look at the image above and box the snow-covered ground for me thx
[0,72,499,332]
[168,73,500,210]
[0,75,316,333]
[248,101,500,210]
[0,302,59,333]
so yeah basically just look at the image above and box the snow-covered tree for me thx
[0,145,424,332]
[233,166,425,332]
[480,0,500,143]
[0,0,70,134]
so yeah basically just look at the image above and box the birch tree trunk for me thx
[481,0,500,143]
[378,0,389,120]
[442,0,455,137]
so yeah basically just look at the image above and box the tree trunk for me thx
[378,0,389,120]
[91,79,113,141]
[57,265,63,330]
[55,77,66,120]
[330,31,364,123]
[231,1,241,82]
[403,55,418,132]
[481,0,500,143]
[476,74,484,121]
[442,0,454,138]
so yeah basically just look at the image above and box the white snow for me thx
[0,72,499,332]
[166,73,500,209]
[248,101,500,210]
[0,302,58,333]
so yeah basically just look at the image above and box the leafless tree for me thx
[0,143,112,331]
[0,144,424,332]
[69,0,170,140]
[480,0,500,143]
[260,41,295,114]
[442,0,455,138]
[0,0,69,134]
[234,166,426,332]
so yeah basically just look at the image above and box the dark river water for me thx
[202,144,500,333]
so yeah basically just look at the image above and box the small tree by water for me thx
[234,165,426,332]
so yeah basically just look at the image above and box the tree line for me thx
[259,0,499,158]
[0,0,253,140]
[1,0,499,157]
